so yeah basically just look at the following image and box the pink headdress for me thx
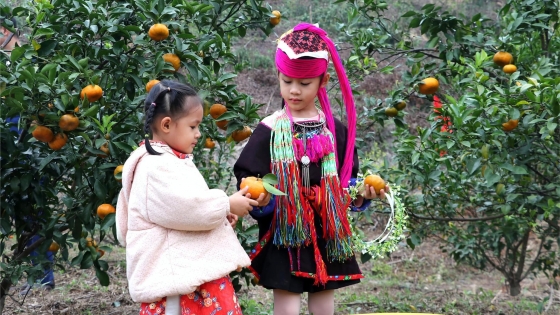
[275,23,357,187]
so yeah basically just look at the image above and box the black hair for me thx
[143,80,202,155]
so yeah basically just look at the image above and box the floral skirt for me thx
[139,276,242,315]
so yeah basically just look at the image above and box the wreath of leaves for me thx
[347,182,409,259]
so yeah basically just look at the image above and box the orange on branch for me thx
[418,77,439,95]
[148,23,169,41]
[209,103,227,119]
[97,203,116,219]
[502,119,518,132]
[232,126,252,142]
[493,51,514,67]
[59,114,79,131]
[80,84,103,102]
[240,176,269,200]
[98,142,110,157]
[163,53,181,72]
[32,125,54,142]
[364,174,386,195]
[48,242,60,252]
[204,138,216,149]
[395,101,407,111]
[114,165,124,182]
[503,64,517,74]
[216,120,229,130]
[146,79,160,93]
[48,133,68,150]
[270,10,281,26]
[385,107,398,117]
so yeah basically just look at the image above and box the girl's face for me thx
[279,72,329,117]
[154,99,203,154]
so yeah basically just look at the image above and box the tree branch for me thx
[408,211,506,222]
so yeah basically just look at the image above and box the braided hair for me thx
[143,80,201,155]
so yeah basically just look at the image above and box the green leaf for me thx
[95,268,110,286]
[262,173,278,185]
[263,182,286,196]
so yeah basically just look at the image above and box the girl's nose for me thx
[290,85,300,95]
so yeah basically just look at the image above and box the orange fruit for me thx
[364,174,386,195]
[418,77,439,95]
[395,101,406,111]
[493,51,513,67]
[240,176,268,200]
[48,133,68,151]
[385,107,398,117]
[232,126,252,142]
[163,53,181,72]
[97,203,116,219]
[216,120,228,130]
[86,237,98,248]
[209,103,227,119]
[146,79,160,93]
[48,242,60,252]
[204,138,216,149]
[270,10,281,26]
[32,125,54,142]
[502,119,518,132]
[74,106,80,112]
[59,114,80,131]
[148,23,169,41]
[80,84,103,102]
[114,165,124,182]
[97,249,105,258]
[503,64,517,74]
[98,142,110,157]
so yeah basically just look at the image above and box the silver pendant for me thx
[301,155,310,165]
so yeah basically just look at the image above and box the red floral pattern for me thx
[139,277,242,315]
[281,30,327,55]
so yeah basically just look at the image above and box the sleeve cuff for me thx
[348,177,371,212]
[249,195,275,219]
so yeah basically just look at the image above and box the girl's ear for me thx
[159,117,172,134]
[320,73,331,88]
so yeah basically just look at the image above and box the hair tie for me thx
[167,87,170,91]
[151,102,156,107]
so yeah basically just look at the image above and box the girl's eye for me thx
[283,80,292,84]
[301,82,310,86]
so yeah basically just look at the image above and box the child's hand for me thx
[226,213,238,228]
[229,186,258,217]
[363,184,390,200]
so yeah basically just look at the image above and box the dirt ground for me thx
[4,238,559,315]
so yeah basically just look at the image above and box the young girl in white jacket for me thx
[116,80,259,315]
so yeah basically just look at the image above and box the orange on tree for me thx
[364,174,386,195]
[48,242,60,252]
[163,53,181,72]
[97,249,105,258]
[395,101,407,111]
[32,125,54,142]
[418,77,439,95]
[232,126,252,142]
[48,133,68,151]
[204,138,216,149]
[80,84,103,102]
[59,114,80,131]
[74,106,80,112]
[493,51,514,67]
[114,165,124,182]
[503,64,517,74]
[86,237,98,248]
[146,79,160,93]
[240,176,269,200]
[209,103,227,119]
[270,10,281,26]
[97,203,116,219]
[216,120,228,130]
[385,107,398,117]
[99,142,110,157]
[502,119,519,132]
[148,23,169,41]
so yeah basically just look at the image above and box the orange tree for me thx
[341,0,559,296]
[0,0,279,309]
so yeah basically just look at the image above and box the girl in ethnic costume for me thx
[116,80,258,315]
[234,24,388,315]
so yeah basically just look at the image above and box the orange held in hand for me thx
[364,174,386,195]
[97,203,116,219]
[80,84,103,102]
[59,114,80,131]
[240,177,269,200]
[418,77,439,95]
[148,23,169,41]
